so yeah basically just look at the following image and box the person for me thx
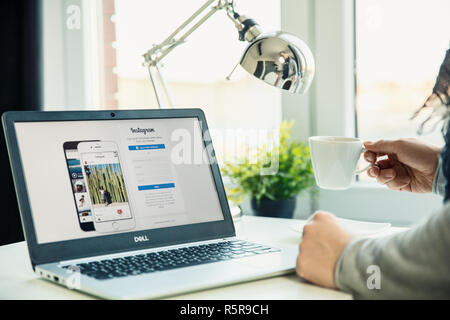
[79,194,85,208]
[296,49,450,299]
[274,51,297,88]
[99,186,106,205]
[104,189,112,206]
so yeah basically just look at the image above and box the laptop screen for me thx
[14,117,224,244]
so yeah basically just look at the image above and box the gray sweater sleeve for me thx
[334,166,450,299]
[433,160,445,196]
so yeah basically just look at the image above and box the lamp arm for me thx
[159,0,217,49]
[142,0,255,109]
[157,5,220,64]
[143,0,238,66]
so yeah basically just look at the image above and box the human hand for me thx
[296,211,354,289]
[364,138,441,193]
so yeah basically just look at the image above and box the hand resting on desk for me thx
[296,211,354,289]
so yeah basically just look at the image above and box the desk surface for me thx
[0,216,405,300]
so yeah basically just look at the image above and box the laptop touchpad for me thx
[235,252,284,270]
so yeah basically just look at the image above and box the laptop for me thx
[2,108,298,299]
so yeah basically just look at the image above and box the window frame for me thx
[43,0,104,109]
[281,0,442,226]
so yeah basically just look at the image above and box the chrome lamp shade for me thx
[143,1,316,108]
[240,31,315,94]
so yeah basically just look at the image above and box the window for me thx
[356,0,450,147]
[43,0,282,164]
[355,0,450,182]
[312,0,443,225]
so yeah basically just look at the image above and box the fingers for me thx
[368,163,411,190]
[297,210,353,289]
[367,159,392,178]
[375,168,397,185]
[312,210,335,220]
[364,150,388,164]
[364,150,377,163]
[385,165,411,190]
[302,211,335,236]
[367,165,379,178]
[364,140,398,154]
[386,178,411,191]
[375,158,394,169]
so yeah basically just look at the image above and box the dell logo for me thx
[134,235,149,243]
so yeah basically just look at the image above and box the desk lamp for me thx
[142,0,315,108]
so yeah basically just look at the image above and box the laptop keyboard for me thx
[61,240,280,280]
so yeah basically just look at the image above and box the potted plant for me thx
[222,121,316,219]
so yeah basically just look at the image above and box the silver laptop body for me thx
[3,109,298,299]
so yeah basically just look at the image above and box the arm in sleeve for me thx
[334,202,450,299]
[433,159,445,196]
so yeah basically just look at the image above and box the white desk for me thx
[0,216,405,300]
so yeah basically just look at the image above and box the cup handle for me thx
[355,147,372,175]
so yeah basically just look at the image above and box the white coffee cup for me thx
[308,136,371,190]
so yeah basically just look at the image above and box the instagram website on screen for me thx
[15,118,224,244]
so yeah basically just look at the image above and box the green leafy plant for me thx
[222,120,316,206]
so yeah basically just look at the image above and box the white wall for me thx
[280,0,316,219]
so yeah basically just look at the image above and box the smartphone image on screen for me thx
[63,141,99,232]
[78,141,136,233]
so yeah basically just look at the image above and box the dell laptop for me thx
[2,109,298,299]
